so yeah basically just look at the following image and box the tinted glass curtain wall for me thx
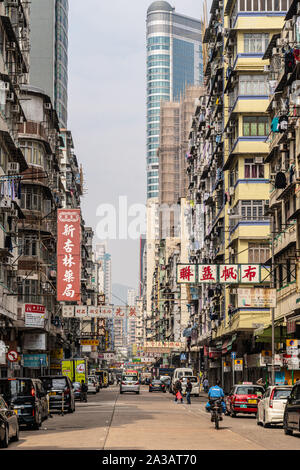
[146,2,203,200]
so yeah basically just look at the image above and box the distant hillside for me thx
[111,283,135,306]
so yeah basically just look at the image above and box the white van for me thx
[170,368,193,394]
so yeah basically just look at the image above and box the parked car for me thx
[39,375,75,414]
[87,377,97,394]
[182,376,200,397]
[0,395,19,447]
[170,368,193,394]
[283,380,300,436]
[257,385,292,427]
[149,379,166,393]
[72,382,82,401]
[88,376,100,392]
[0,378,48,429]
[120,374,140,394]
[226,384,264,417]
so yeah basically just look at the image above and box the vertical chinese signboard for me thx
[57,209,81,302]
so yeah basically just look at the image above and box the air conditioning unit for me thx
[228,39,235,46]
[2,82,9,91]
[229,187,235,195]
[255,157,263,164]
[8,162,19,173]
[44,103,51,110]
[264,65,270,72]
[6,93,14,102]
[6,42,16,50]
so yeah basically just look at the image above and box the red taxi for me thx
[226,383,264,417]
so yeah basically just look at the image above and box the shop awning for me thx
[222,334,237,353]
[255,324,287,343]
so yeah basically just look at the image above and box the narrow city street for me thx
[5,387,300,451]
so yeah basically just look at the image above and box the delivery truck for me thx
[61,358,88,383]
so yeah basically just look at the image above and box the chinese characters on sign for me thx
[61,305,137,319]
[176,264,261,284]
[57,210,81,302]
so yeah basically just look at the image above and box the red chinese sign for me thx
[198,265,217,283]
[177,264,196,283]
[240,264,260,283]
[25,304,45,314]
[57,209,81,302]
[219,265,238,284]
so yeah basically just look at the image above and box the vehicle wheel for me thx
[230,410,236,418]
[283,414,293,435]
[33,412,42,430]
[120,391,123,394]
[136,391,140,395]
[256,412,261,426]
[215,414,219,430]
[0,425,9,448]
[11,424,19,442]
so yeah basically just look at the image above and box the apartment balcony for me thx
[273,222,296,257]
[275,282,299,321]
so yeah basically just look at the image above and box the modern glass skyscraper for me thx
[29,0,68,129]
[146,1,203,199]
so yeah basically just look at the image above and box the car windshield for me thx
[72,383,81,389]
[183,377,197,383]
[273,389,292,399]
[41,377,67,391]
[236,386,264,395]
[0,379,32,399]
[123,376,137,381]
[152,380,161,384]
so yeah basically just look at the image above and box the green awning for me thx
[255,325,287,343]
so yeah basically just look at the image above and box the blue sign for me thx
[23,354,48,368]
[180,353,187,361]
[231,352,236,359]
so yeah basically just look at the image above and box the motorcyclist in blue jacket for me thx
[205,380,226,414]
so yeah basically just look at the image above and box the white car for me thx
[257,385,292,427]
[87,378,97,394]
[181,376,200,397]
[120,375,140,394]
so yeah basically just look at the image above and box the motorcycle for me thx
[210,398,223,430]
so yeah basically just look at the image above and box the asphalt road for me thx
[5,386,300,450]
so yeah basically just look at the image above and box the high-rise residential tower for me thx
[29,0,68,128]
[146,1,203,199]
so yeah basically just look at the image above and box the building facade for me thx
[146,1,204,199]
[29,0,69,128]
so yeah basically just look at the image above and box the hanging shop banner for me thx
[219,265,239,284]
[75,306,88,318]
[177,264,197,283]
[88,306,101,318]
[224,361,231,372]
[80,339,99,346]
[237,288,276,308]
[62,306,75,318]
[57,209,81,302]
[240,265,260,283]
[24,304,46,328]
[198,264,218,283]
[176,264,262,284]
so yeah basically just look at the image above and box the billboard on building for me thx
[57,209,81,302]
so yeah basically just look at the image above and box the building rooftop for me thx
[147,1,173,13]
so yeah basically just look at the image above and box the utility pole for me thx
[271,216,275,386]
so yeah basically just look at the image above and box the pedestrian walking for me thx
[174,377,183,404]
[80,380,88,402]
[203,377,209,393]
[186,377,192,405]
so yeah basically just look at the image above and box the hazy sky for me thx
[68,0,204,293]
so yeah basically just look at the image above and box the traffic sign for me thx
[7,350,18,362]
[231,352,236,359]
